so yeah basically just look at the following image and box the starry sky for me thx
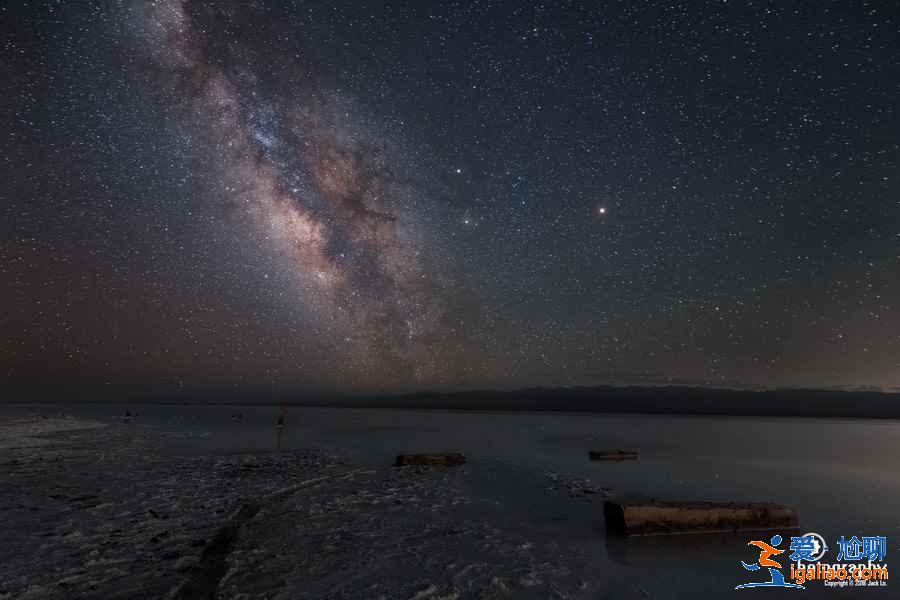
[3,0,899,396]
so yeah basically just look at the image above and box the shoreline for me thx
[0,416,107,449]
[4,402,900,424]
[1,416,615,599]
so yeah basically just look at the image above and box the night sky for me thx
[4,1,899,396]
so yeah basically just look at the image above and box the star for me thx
[7,0,896,394]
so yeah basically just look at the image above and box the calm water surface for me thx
[6,403,898,597]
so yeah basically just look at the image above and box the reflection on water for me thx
[5,403,898,598]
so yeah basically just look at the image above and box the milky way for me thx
[4,1,899,394]
[134,0,476,386]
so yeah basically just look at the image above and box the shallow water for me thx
[6,403,898,597]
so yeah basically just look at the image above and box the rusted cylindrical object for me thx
[604,500,798,536]
[589,449,638,461]
[394,453,466,467]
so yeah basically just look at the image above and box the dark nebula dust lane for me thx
[3,1,899,394]
[132,0,481,387]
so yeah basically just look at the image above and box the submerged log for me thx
[589,449,638,461]
[394,453,466,467]
[604,500,798,536]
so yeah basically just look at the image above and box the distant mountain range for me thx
[6,383,900,419]
[333,385,900,419]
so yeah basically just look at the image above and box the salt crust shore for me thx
[1,416,627,600]
[0,416,107,449]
